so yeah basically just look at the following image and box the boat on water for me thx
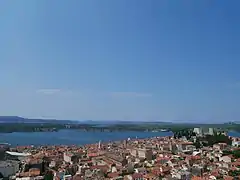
[151,129,169,132]
[160,129,169,132]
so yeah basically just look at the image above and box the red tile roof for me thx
[107,172,119,178]
[132,173,143,179]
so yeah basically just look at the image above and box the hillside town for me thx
[1,128,240,180]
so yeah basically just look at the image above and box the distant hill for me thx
[0,117,174,125]
[0,116,230,125]
[0,116,79,124]
[79,120,174,126]
[0,116,25,123]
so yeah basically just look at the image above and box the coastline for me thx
[0,129,174,147]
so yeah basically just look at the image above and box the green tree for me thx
[194,139,201,149]
[44,171,54,180]
[229,170,240,177]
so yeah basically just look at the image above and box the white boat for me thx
[160,129,168,132]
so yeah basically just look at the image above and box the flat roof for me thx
[6,151,31,157]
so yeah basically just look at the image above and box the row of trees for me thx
[223,149,240,158]
[173,129,196,140]
[173,129,232,148]
[0,123,66,133]
[201,134,232,146]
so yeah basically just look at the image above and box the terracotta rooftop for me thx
[107,172,119,178]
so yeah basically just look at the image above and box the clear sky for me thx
[0,0,240,122]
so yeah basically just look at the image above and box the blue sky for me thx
[0,0,240,122]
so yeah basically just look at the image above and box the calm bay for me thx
[0,130,173,146]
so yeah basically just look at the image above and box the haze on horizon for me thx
[0,1,240,122]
